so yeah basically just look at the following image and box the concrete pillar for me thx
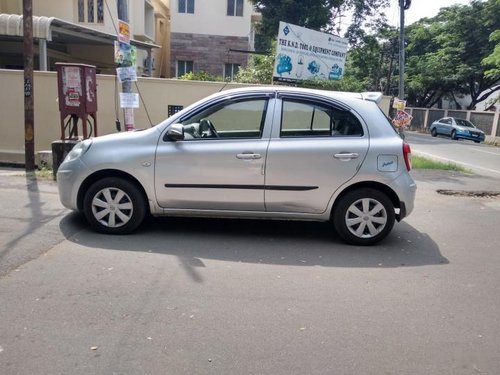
[147,49,153,77]
[491,111,499,138]
[39,39,47,71]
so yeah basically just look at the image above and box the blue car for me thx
[430,117,485,143]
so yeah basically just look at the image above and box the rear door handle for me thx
[334,152,359,160]
[236,153,261,160]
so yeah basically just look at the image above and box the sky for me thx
[385,0,472,26]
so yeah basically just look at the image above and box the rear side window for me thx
[280,99,363,138]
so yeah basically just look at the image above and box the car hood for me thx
[457,125,484,133]
[89,126,161,146]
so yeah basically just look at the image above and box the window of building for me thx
[280,99,363,137]
[177,60,194,77]
[224,63,240,81]
[227,0,243,16]
[78,0,104,24]
[179,0,195,14]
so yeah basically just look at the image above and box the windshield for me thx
[455,119,475,128]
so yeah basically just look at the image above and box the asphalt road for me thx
[1,166,500,374]
[406,131,500,178]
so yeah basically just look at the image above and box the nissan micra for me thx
[57,87,416,245]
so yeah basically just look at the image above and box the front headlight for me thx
[65,139,92,162]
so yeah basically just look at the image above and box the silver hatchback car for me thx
[57,87,416,245]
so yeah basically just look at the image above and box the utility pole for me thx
[117,0,135,131]
[23,0,35,172]
[399,0,412,100]
[398,0,405,101]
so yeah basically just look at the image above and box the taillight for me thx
[403,142,412,171]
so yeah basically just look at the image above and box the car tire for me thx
[451,130,457,140]
[333,188,395,246]
[431,128,437,137]
[83,177,146,234]
[474,140,480,143]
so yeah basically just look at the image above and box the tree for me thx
[250,0,390,50]
[482,30,500,80]
[405,19,458,107]
[346,26,399,94]
[405,0,500,109]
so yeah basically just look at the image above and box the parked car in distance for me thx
[57,87,417,245]
[430,117,485,143]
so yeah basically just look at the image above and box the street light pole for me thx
[399,0,405,101]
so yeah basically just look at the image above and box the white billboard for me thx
[273,22,348,83]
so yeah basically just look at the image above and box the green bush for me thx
[179,71,223,82]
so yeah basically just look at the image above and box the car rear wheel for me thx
[431,128,437,137]
[451,130,457,140]
[83,177,146,234]
[333,188,395,246]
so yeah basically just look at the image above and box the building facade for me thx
[0,0,167,77]
[0,0,258,79]
[169,0,256,79]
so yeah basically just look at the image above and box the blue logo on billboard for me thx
[276,54,293,76]
[283,26,290,36]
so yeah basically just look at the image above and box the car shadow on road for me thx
[60,213,448,272]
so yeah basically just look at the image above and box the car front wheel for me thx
[451,130,457,140]
[333,188,395,246]
[431,128,437,137]
[83,177,146,234]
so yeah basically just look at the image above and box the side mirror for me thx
[166,123,185,141]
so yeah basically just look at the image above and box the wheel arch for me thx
[331,181,401,219]
[77,169,150,213]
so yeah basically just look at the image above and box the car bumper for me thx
[393,172,417,220]
[57,158,89,211]
[456,132,485,142]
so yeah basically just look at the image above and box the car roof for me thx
[216,86,383,104]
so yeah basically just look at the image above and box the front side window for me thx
[280,99,363,137]
[179,0,195,13]
[227,0,243,16]
[177,60,194,77]
[180,98,268,140]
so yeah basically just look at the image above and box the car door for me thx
[154,94,274,211]
[264,96,369,214]
[439,118,452,135]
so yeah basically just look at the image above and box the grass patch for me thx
[36,166,54,179]
[412,155,471,173]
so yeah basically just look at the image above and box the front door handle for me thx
[334,152,359,160]
[236,153,261,160]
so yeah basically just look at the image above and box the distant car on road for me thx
[57,87,417,245]
[430,117,485,143]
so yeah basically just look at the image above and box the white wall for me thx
[171,0,252,37]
